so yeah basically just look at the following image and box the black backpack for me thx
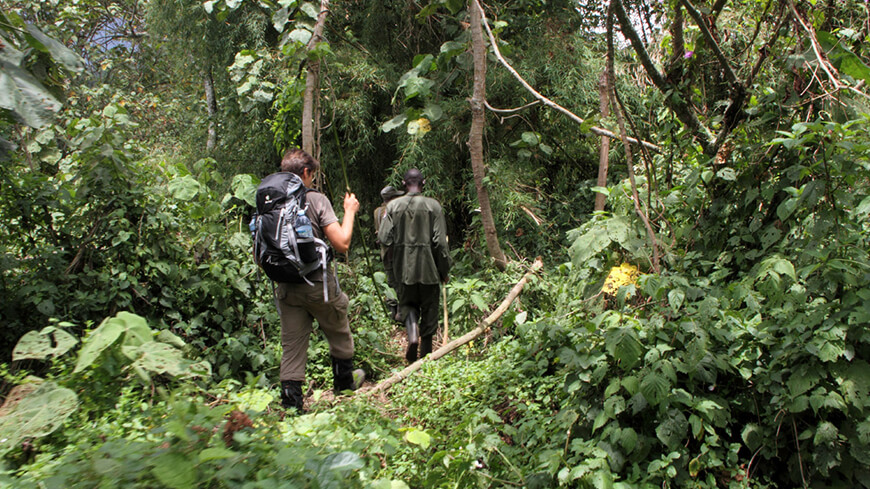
[252,172,332,298]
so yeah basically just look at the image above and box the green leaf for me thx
[322,451,364,471]
[776,197,798,221]
[198,447,237,462]
[116,311,153,347]
[12,326,78,361]
[288,28,312,45]
[619,427,638,453]
[716,168,736,181]
[521,132,541,146]
[443,0,465,14]
[24,24,84,73]
[605,328,642,370]
[470,294,488,311]
[856,195,870,216]
[231,174,259,207]
[0,381,78,455]
[404,428,432,449]
[381,114,407,133]
[741,423,763,450]
[668,289,685,311]
[273,7,290,32]
[655,409,688,450]
[168,175,203,201]
[422,102,443,121]
[73,319,125,373]
[300,2,320,19]
[0,59,61,128]
[640,372,669,406]
[151,453,196,489]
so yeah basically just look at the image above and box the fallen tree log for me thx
[367,257,543,396]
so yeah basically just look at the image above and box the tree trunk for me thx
[301,0,330,161]
[594,70,611,212]
[203,66,217,153]
[468,0,507,271]
[607,3,661,273]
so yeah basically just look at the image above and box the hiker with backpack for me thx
[251,148,365,412]
[377,169,451,363]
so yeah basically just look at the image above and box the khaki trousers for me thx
[275,272,354,382]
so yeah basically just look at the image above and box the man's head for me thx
[402,168,424,191]
[380,185,405,203]
[281,148,320,185]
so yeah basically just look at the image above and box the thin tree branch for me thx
[608,3,661,273]
[476,0,660,153]
[611,0,714,155]
[679,0,740,86]
[484,100,541,114]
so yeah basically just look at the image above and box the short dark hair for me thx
[403,168,424,188]
[280,148,320,176]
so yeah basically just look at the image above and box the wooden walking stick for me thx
[442,284,449,344]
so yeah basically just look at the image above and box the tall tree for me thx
[301,0,330,160]
[469,0,507,270]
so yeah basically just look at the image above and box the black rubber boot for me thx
[280,380,304,413]
[405,309,420,363]
[420,334,434,358]
[332,356,365,394]
[387,299,400,323]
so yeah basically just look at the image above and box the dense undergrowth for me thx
[2,114,868,488]
[2,1,870,486]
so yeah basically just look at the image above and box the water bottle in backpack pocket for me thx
[294,206,318,264]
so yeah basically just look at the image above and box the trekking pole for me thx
[332,128,392,319]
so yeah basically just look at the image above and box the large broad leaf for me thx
[168,175,203,201]
[655,409,688,450]
[12,326,78,361]
[74,312,153,372]
[381,113,407,133]
[231,173,259,207]
[640,371,670,406]
[569,226,611,265]
[0,381,78,455]
[73,318,125,373]
[125,342,196,377]
[24,24,84,73]
[115,311,153,347]
[0,59,61,128]
[604,328,642,370]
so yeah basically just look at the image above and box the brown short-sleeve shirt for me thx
[305,191,338,242]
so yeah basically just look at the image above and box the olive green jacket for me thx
[377,192,451,285]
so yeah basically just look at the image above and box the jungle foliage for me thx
[1,0,869,487]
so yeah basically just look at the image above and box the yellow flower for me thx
[407,118,431,135]
[602,263,640,295]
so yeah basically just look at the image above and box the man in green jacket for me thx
[377,169,451,363]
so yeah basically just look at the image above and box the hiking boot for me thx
[332,356,366,394]
[280,380,304,413]
[420,334,434,358]
[387,300,400,323]
[405,310,420,363]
